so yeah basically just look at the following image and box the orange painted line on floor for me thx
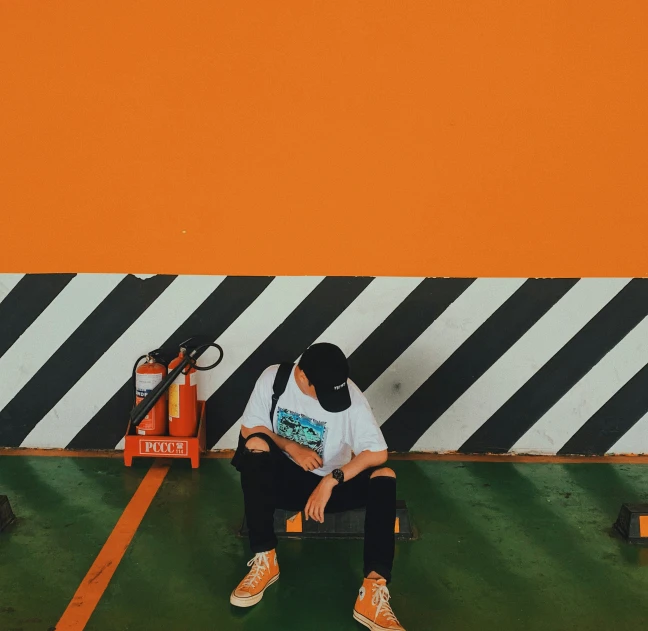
[203,450,648,464]
[55,459,170,631]
[386,452,648,464]
[3,447,648,464]
[0,448,122,458]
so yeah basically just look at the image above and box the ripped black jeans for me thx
[232,432,397,583]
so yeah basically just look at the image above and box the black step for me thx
[240,500,414,540]
[614,503,648,544]
[0,495,15,532]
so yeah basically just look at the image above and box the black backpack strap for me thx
[270,363,293,430]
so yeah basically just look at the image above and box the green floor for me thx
[2,456,648,630]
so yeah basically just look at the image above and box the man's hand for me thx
[285,442,323,472]
[304,476,336,523]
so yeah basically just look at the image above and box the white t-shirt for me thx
[240,364,388,476]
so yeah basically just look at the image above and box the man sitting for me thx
[230,342,406,631]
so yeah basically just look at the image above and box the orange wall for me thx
[1,1,647,277]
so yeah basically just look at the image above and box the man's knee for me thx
[370,467,396,479]
[245,435,271,453]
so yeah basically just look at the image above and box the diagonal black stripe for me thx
[558,362,648,455]
[381,278,579,451]
[348,278,476,392]
[68,276,275,450]
[0,274,76,360]
[460,279,648,454]
[0,274,177,447]
[206,276,375,448]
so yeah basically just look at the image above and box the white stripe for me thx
[608,410,648,454]
[0,274,25,305]
[365,278,527,426]
[22,276,226,449]
[511,312,648,454]
[310,277,425,357]
[0,274,125,414]
[412,278,630,452]
[194,276,325,450]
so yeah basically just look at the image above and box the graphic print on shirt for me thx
[276,407,328,457]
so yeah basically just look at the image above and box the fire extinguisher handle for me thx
[131,355,148,407]
[189,343,224,371]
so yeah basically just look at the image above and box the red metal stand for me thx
[124,400,206,469]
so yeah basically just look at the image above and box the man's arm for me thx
[337,394,389,482]
[304,448,388,522]
[238,367,321,471]
[336,448,388,483]
[241,424,323,472]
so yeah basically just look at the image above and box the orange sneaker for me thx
[230,550,280,607]
[353,577,405,631]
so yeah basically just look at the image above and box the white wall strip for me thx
[192,276,324,450]
[368,278,527,426]
[0,274,25,305]
[311,277,425,357]
[607,411,648,454]
[213,277,428,449]
[0,274,125,415]
[511,313,648,454]
[412,278,630,452]
[22,276,226,448]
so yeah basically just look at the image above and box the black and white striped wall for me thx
[1,273,648,455]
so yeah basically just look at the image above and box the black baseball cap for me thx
[298,343,351,412]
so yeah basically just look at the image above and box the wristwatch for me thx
[332,468,344,485]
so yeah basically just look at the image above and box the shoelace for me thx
[241,552,270,589]
[372,583,400,625]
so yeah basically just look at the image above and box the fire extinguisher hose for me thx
[130,338,224,427]
[132,355,148,407]
[181,342,224,373]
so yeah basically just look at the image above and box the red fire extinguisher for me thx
[168,348,198,437]
[135,356,168,436]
